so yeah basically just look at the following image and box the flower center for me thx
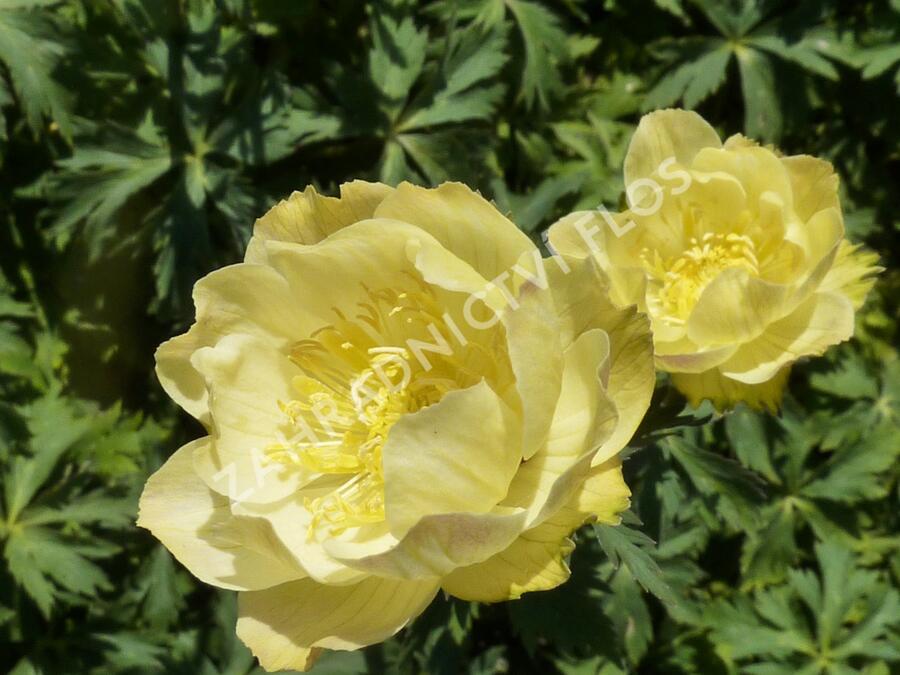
[265,282,508,539]
[643,232,759,324]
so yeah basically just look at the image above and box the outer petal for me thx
[155,263,305,423]
[561,456,632,526]
[383,380,521,537]
[672,366,791,412]
[440,519,575,602]
[499,328,618,525]
[442,457,629,602]
[783,207,845,314]
[655,339,738,374]
[718,292,855,384]
[780,155,840,222]
[323,508,530,579]
[819,240,881,310]
[248,180,392,253]
[137,438,304,591]
[501,264,564,460]
[623,108,721,191]
[260,218,495,329]
[374,182,536,282]
[544,256,655,462]
[237,576,439,672]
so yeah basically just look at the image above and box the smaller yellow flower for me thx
[549,109,881,411]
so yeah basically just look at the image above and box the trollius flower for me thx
[549,109,880,410]
[138,181,654,671]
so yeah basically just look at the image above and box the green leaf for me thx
[645,40,731,110]
[736,46,782,141]
[38,123,172,250]
[724,405,779,482]
[5,526,111,616]
[398,27,507,131]
[504,0,569,108]
[369,12,428,105]
[0,6,72,139]
[749,34,839,80]
[665,436,766,526]
[801,422,899,503]
[595,522,681,607]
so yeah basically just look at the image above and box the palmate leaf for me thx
[210,83,343,167]
[708,543,900,671]
[602,564,653,665]
[5,527,112,616]
[449,0,572,110]
[644,0,842,141]
[24,117,173,252]
[3,395,91,522]
[0,376,155,619]
[365,14,507,186]
[95,632,167,671]
[724,405,779,482]
[731,392,898,587]
[491,173,579,234]
[400,25,507,130]
[0,2,72,140]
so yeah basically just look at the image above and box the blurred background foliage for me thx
[0,0,898,673]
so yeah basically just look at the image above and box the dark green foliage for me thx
[0,0,897,673]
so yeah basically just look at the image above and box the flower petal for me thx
[672,366,791,412]
[249,180,392,252]
[237,576,439,672]
[544,256,655,463]
[693,138,793,209]
[819,240,881,310]
[374,182,535,282]
[137,438,304,591]
[500,266,563,460]
[719,292,855,384]
[655,339,738,374]
[687,268,791,346]
[441,456,629,602]
[230,496,369,585]
[323,508,530,578]
[498,326,620,536]
[189,334,310,503]
[382,380,521,537]
[155,263,304,423]
[440,521,575,602]
[623,108,721,190]
[780,155,840,223]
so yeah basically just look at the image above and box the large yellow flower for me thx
[138,181,654,671]
[548,109,880,411]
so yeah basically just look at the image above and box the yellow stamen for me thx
[644,232,759,324]
[263,282,511,539]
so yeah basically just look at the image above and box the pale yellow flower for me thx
[548,109,880,411]
[138,181,654,671]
